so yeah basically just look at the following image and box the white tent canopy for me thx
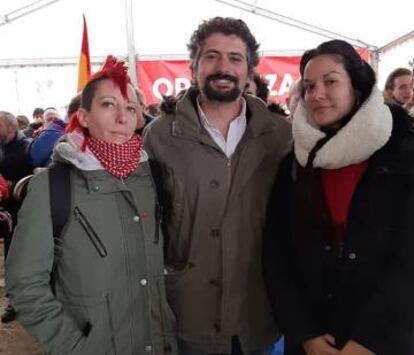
[0,0,413,115]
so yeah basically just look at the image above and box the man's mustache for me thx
[206,73,239,84]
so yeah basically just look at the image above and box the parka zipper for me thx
[74,207,108,258]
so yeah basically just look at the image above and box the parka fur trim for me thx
[292,87,393,169]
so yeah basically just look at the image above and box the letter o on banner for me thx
[153,77,174,100]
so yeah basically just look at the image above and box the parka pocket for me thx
[74,207,108,258]
[65,294,116,355]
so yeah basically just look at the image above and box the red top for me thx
[0,174,10,200]
[321,161,368,248]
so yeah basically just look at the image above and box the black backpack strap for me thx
[49,162,71,293]
[48,162,71,240]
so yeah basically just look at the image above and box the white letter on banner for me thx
[153,77,174,100]
[175,77,191,94]
[265,74,278,96]
[279,74,294,96]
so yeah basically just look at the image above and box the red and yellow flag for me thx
[77,15,91,92]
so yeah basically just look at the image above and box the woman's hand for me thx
[340,340,374,355]
[303,334,340,355]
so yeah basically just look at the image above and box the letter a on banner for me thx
[77,15,91,92]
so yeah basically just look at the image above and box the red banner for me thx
[137,49,369,105]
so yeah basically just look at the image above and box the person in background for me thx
[29,107,66,167]
[23,107,44,138]
[286,78,302,119]
[246,72,289,118]
[16,115,30,131]
[67,93,82,120]
[0,111,32,323]
[145,17,292,355]
[264,39,414,355]
[146,103,161,118]
[135,88,155,135]
[245,72,269,102]
[6,55,177,355]
[383,67,413,109]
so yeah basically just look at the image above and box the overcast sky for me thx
[0,0,413,59]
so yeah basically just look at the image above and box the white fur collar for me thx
[53,131,148,171]
[292,87,393,169]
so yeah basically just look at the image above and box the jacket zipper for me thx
[74,207,108,258]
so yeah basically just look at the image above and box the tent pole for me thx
[125,0,138,86]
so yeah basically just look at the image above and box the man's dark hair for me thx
[384,67,412,91]
[300,39,376,105]
[187,17,260,73]
[32,107,44,117]
[67,93,82,117]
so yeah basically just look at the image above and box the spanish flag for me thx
[77,15,91,92]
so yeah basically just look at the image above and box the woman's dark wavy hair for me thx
[187,17,260,74]
[300,40,376,105]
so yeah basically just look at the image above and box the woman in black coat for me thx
[264,40,414,355]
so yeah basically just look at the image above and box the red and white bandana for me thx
[87,134,142,179]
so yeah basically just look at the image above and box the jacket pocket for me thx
[74,207,108,258]
[64,294,116,355]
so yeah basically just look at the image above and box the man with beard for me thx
[144,17,292,355]
[0,111,32,323]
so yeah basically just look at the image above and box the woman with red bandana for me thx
[264,40,414,355]
[6,56,177,355]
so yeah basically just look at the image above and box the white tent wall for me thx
[0,66,76,116]
[0,63,101,118]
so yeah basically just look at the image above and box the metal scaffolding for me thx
[0,0,61,27]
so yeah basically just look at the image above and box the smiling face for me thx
[303,54,357,128]
[78,79,138,144]
[193,32,249,103]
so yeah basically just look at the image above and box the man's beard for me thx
[202,73,241,102]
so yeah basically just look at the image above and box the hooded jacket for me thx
[6,132,177,355]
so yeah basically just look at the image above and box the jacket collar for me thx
[170,88,279,146]
[292,87,393,169]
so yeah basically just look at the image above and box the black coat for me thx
[0,131,32,220]
[264,105,414,355]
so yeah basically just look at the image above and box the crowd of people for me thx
[1,15,414,355]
